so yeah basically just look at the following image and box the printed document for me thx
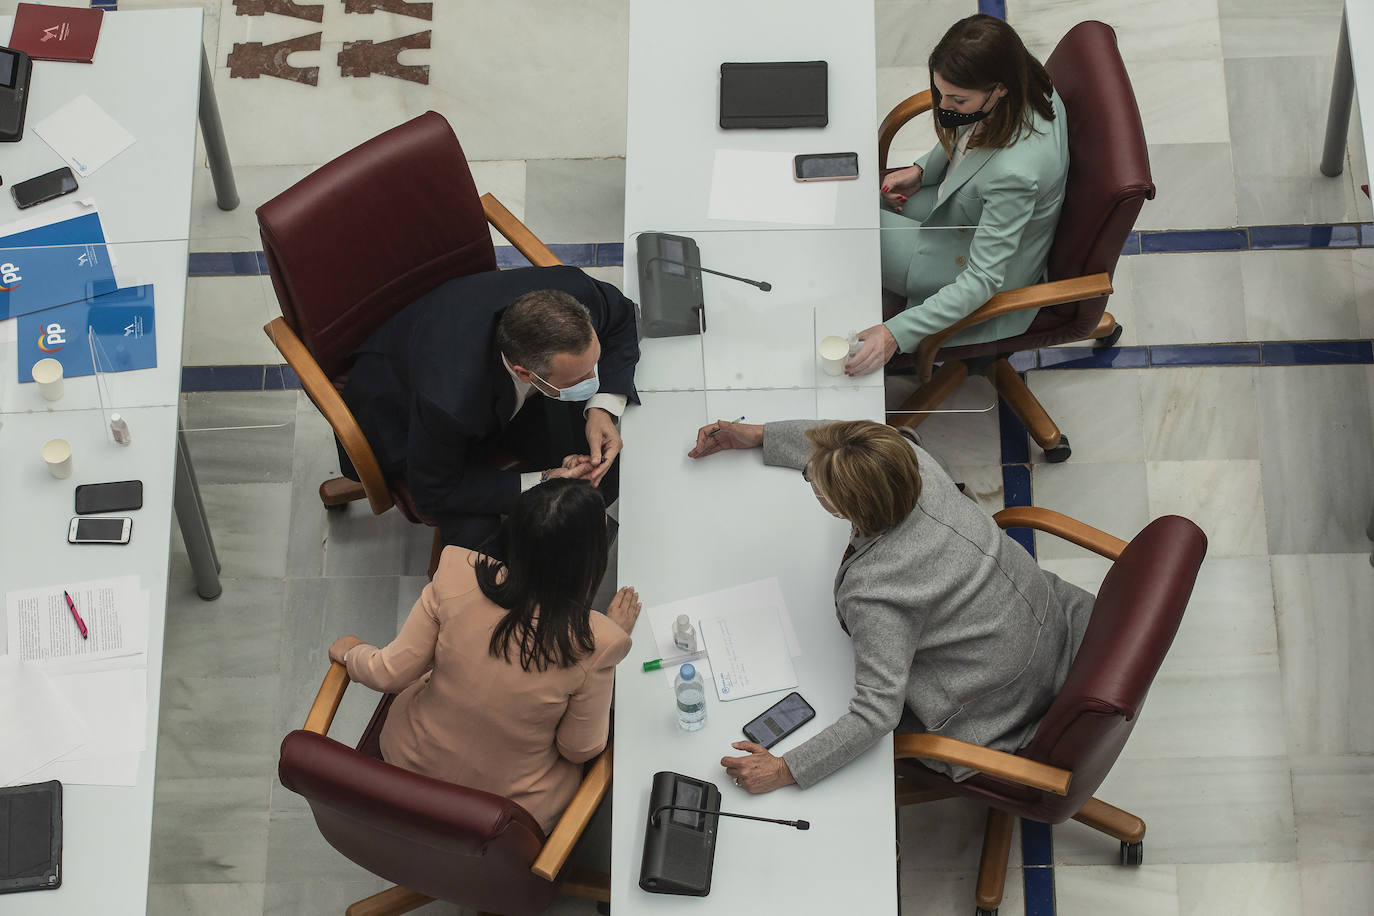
[6,575,146,665]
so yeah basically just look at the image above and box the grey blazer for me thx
[762,421,1094,787]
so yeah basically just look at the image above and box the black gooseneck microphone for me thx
[646,257,773,292]
[651,805,810,831]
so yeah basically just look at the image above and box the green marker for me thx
[642,649,707,672]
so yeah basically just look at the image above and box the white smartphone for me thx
[68,516,132,544]
[793,152,859,182]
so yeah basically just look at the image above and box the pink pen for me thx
[63,590,88,639]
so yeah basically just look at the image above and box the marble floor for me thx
[4,0,1369,912]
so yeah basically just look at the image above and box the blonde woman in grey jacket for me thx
[688,419,1094,793]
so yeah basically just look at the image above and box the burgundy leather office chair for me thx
[258,111,561,574]
[891,510,1206,915]
[279,663,610,916]
[879,21,1154,462]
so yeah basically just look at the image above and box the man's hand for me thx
[545,454,597,482]
[604,585,642,635]
[721,741,796,794]
[845,324,898,377]
[881,164,923,212]
[328,634,364,666]
[584,408,622,485]
[688,420,765,459]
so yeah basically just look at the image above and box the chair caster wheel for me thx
[1120,841,1143,866]
[1043,435,1071,463]
[976,908,998,916]
[596,903,611,915]
[1093,325,1124,349]
[324,502,349,513]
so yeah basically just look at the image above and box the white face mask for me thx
[531,363,600,402]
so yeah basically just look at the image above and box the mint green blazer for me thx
[880,90,1068,352]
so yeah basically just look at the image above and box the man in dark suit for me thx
[340,264,640,548]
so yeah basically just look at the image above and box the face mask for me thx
[935,90,996,129]
[531,363,600,402]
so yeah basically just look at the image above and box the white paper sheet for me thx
[0,656,86,786]
[41,751,141,787]
[641,578,801,692]
[6,576,147,665]
[35,95,136,178]
[707,149,840,225]
[697,603,798,702]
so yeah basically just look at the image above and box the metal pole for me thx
[199,45,240,211]
[1320,9,1354,178]
[174,427,223,600]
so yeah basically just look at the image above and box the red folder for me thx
[7,3,103,64]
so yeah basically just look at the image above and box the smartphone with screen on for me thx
[793,152,859,182]
[68,516,132,545]
[742,691,817,748]
[75,480,144,515]
[12,166,78,209]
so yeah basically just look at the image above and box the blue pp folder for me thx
[0,211,117,321]
[18,285,157,382]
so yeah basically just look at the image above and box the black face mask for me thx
[935,90,996,129]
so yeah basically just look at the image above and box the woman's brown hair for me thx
[804,421,923,538]
[928,14,1055,155]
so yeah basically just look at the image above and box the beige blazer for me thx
[344,547,632,832]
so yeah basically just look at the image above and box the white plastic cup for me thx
[42,438,72,479]
[32,358,64,401]
[818,335,850,376]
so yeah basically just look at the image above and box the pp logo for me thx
[0,262,20,292]
[38,323,67,354]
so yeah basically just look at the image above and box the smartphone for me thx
[742,691,816,748]
[68,516,132,544]
[75,480,144,515]
[793,152,859,182]
[12,166,78,210]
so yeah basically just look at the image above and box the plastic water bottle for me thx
[675,663,707,731]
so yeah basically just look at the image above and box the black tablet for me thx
[0,46,34,143]
[719,61,828,129]
[0,780,62,895]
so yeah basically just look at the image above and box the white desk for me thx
[615,1,897,912]
[0,8,234,913]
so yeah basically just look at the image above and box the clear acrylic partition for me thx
[626,227,999,422]
[0,236,284,440]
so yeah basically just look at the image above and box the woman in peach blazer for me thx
[329,479,641,832]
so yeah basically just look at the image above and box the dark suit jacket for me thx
[341,266,640,534]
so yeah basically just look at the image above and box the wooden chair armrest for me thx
[263,318,394,515]
[893,733,1072,796]
[482,193,562,267]
[531,740,613,881]
[879,89,933,171]
[302,662,351,736]
[993,506,1127,561]
[912,272,1113,383]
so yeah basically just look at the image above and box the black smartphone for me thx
[793,152,859,182]
[12,166,78,209]
[742,691,816,748]
[75,480,144,515]
[68,516,132,545]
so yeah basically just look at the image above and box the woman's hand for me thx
[688,420,765,459]
[881,164,923,212]
[329,634,364,665]
[545,455,597,482]
[721,741,796,793]
[604,586,642,634]
[845,324,899,376]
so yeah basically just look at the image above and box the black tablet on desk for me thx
[719,61,828,129]
[0,780,62,895]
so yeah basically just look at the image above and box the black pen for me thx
[707,415,746,438]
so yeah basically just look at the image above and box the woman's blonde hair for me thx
[804,421,923,537]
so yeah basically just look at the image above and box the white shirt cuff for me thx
[520,470,544,492]
[585,393,628,418]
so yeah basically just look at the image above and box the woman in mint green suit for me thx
[847,15,1069,376]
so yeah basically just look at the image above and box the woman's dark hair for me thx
[475,478,609,672]
[928,14,1055,154]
